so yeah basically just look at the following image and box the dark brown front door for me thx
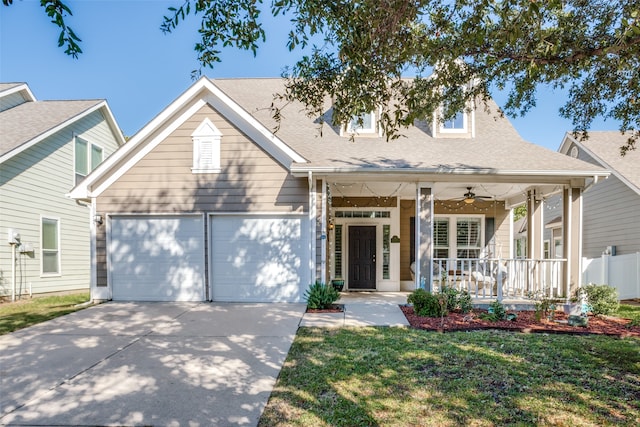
[348,226,376,289]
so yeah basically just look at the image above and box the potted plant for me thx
[331,279,344,291]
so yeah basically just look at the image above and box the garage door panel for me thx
[110,216,205,301]
[211,216,309,302]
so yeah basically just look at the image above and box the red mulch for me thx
[400,306,640,338]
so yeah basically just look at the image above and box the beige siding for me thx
[97,104,307,214]
[95,103,309,287]
[0,110,121,296]
[398,199,510,281]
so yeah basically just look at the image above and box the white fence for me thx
[583,253,640,300]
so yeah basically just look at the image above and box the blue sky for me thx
[1,0,616,149]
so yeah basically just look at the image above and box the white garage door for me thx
[109,215,205,301]
[211,215,310,302]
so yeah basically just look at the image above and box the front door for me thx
[348,226,376,289]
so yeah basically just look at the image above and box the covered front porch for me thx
[312,177,590,302]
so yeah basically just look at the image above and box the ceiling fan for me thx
[461,187,492,204]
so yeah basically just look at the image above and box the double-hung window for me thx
[42,217,60,275]
[75,137,102,185]
[432,215,483,259]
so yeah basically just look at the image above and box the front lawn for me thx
[0,292,90,335]
[260,327,640,426]
[617,303,640,324]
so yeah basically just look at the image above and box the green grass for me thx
[260,327,640,426]
[0,292,90,335]
[617,304,640,325]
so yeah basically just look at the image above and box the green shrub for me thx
[457,290,473,314]
[440,286,473,314]
[481,300,506,322]
[576,284,619,316]
[304,281,339,309]
[407,288,446,317]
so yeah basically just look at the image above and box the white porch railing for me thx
[431,258,567,301]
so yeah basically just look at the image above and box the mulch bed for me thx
[400,306,640,338]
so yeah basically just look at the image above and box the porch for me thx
[315,179,586,301]
[431,257,568,302]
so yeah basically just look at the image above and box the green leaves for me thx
[39,0,82,58]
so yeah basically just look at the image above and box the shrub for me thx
[457,290,473,314]
[480,300,507,322]
[576,284,619,316]
[304,281,339,309]
[440,286,473,314]
[407,289,446,317]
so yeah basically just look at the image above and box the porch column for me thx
[562,187,583,297]
[416,184,433,290]
[526,189,544,259]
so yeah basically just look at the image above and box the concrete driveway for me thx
[0,302,306,426]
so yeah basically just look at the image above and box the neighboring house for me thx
[70,77,607,303]
[0,83,125,299]
[558,132,640,258]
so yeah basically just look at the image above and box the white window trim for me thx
[331,207,395,286]
[434,214,485,259]
[342,111,381,136]
[74,136,104,184]
[437,107,468,133]
[41,216,61,277]
[191,117,223,173]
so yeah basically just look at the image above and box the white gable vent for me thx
[191,117,222,173]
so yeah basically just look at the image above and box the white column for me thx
[416,184,434,291]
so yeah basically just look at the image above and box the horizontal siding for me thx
[94,103,309,287]
[0,110,121,296]
[96,103,308,214]
[583,175,640,258]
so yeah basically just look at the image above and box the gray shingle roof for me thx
[0,83,24,93]
[212,78,603,173]
[575,131,640,191]
[0,99,103,157]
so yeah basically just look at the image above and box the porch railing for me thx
[431,258,567,301]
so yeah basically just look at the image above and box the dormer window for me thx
[191,118,222,173]
[441,111,465,131]
[439,107,467,133]
[344,111,378,135]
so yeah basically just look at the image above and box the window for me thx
[383,225,390,279]
[335,211,390,218]
[456,217,481,258]
[75,137,102,185]
[438,100,468,133]
[544,240,551,259]
[42,217,60,275]
[441,111,465,130]
[554,237,563,259]
[334,225,343,278]
[433,219,449,258]
[345,111,377,134]
[191,118,222,173]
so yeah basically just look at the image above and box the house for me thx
[0,83,125,299]
[69,77,608,303]
[558,131,640,298]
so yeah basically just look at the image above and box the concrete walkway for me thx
[299,291,410,327]
[0,302,306,427]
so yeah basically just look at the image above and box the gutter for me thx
[290,165,610,179]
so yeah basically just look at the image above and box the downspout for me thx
[308,171,316,285]
[320,178,327,285]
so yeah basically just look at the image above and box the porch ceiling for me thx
[328,181,561,205]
